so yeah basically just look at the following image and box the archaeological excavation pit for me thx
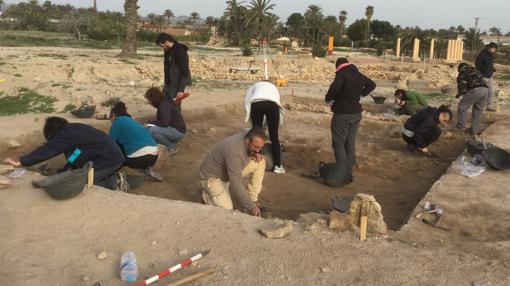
[3,96,488,230]
[130,97,476,230]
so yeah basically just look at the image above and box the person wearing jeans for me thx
[144,87,186,155]
[244,81,285,173]
[325,58,376,171]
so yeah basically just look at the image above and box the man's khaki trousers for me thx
[200,159,266,210]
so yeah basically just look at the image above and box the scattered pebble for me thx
[149,263,155,268]
[178,249,188,255]
[191,261,198,267]
[96,251,108,260]
[320,267,332,273]
[260,222,293,239]
[6,138,21,148]
[82,276,90,281]
[0,176,13,189]
[151,240,158,245]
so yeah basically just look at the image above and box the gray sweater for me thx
[199,132,255,210]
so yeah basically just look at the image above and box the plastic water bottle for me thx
[120,251,138,282]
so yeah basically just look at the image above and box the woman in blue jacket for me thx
[109,101,159,170]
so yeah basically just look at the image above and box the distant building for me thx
[457,34,510,46]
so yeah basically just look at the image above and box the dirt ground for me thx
[1,46,510,285]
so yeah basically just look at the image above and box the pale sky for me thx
[5,0,510,33]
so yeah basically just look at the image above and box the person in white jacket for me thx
[244,81,285,173]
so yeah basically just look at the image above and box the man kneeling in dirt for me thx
[199,127,266,216]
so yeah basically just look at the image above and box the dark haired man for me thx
[393,89,428,115]
[155,33,192,104]
[475,42,497,111]
[198,128,267,216]
[4,117,126,191]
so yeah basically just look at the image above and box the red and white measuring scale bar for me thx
[137,250,210,286]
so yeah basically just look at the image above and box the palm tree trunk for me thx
[93,0,97,12]
[120,0,138,58]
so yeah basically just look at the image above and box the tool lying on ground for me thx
[359,201,371,241]
[415,201,450,230]
[137,250,210,286]
[165,268,215,286]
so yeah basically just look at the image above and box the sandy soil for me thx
[1,46,510,285]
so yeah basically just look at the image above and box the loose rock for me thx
[96,251,108,260]
[6,138,21,148]
[0,176,13,189]
[329,211,354,231]
[260,221,293,239]
[178,249,188,255]
[0,165,14,175]
[82,276,90,281]
[320,267,332,273]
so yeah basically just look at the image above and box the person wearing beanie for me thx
[325,57,376,172]
[475,42,498,111]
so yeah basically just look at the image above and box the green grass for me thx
[0,88,57,116]
[51,82,72,89]
[101,97,120,107]
[495,74,510,81]
[62,103,77,113]
[0,30,120,49]
[37,53,68,59]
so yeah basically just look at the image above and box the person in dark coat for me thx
[402,105,452,156]
[155,33,192,106]
[475,42,497,111]
[4,117,126,191]
[144,87,186,155]
[325,57,376,171]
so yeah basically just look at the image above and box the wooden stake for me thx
[359,201,370,241]
[165,268,215,286]
[87,168,94,189]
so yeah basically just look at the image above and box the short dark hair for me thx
[394,89,406,98]
[458,62,469,72]
[155,33,176,45]
[487,42,498,50]
[110,101,130,118]
[438,104,452,122]
[44,117,68,140]
[335,57,349,67]
[245,127,267,141]
[144,87,164,107]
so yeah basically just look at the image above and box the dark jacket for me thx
[457,65,488,96]
[164,42,192,92]
[403,107,441,148]
[325,64,376,114]
[475,49,495,78]
[20,123,124,171]
[148,99,187,133]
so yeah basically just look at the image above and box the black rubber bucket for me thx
[33,162,91,200]
[466,139,494,156]
[71,104,96,118]
[371,95,387,104]
[482,146,510,170]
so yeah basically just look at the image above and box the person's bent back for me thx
[19,117,125,190]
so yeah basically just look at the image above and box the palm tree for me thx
[164,9,174,26]
[147,13,157,27]
[248,0,275,40]
[93,0,97,12]
[338,10,347,38]
[155,15,165,31]
[205,16,215,28]
[489,26,502,36]
[304,4,324,47]
[190,11,200,24]
[364,5,374,46]
[120,0,138,58]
